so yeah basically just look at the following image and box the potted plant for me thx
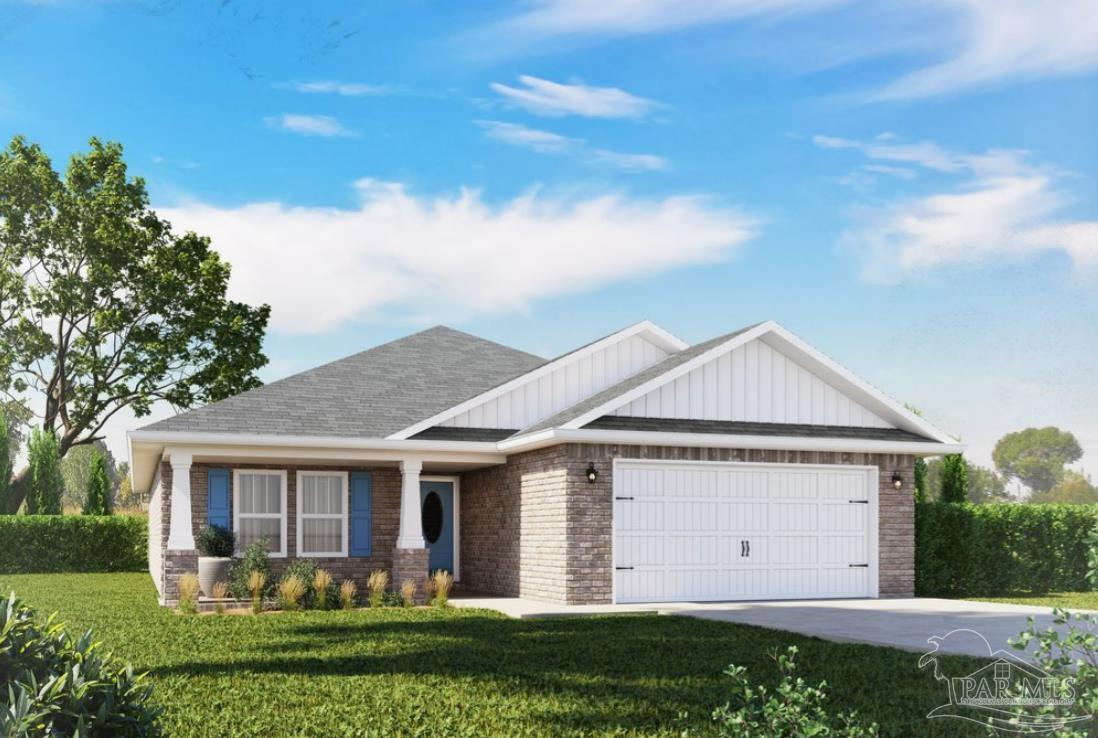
[196,525,235,598]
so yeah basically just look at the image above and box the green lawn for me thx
[2,573,995,737]
[967,591,1098,611]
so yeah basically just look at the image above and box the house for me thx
[128,320,964,606]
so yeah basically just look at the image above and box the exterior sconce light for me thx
[586,464,599,484]
[892,471,904,491]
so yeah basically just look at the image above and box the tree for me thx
[966,463,1009,504]
[25,428,62,514]
[0,408,11,513]
[1029,471,1098,505]
[992,427,1083,494]
[115,461,139,509]
[939,454,968,503]
[60,440,118,510]
[82,449,112,515]
[0,136,270,512]
[913,457,928,503]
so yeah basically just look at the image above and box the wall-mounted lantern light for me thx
[892,471,904,491]
[586,464,599,484]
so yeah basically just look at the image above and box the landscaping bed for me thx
[0,573,993,737]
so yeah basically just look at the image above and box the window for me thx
[233,470,287,557]
[297,471,348,557]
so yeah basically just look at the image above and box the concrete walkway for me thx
[451,595,1085,658]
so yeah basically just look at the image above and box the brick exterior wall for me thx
[155,460,411,605]
[461,444,915,605]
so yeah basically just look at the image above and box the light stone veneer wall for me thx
[460,444,915,605]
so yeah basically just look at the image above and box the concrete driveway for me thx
[672,598,1080,658]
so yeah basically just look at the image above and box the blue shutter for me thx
[207,469,230,530]
[349,472,373,557]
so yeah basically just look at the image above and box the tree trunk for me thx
[6,467,28,514]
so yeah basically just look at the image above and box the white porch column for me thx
[396,458,425,549]
[166,451,196,550]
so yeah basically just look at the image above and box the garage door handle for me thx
[849,563,869,567]
[848,499,869,504]
[615,566,634,571]
[615,496,634,500]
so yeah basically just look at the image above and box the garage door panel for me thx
[614,462,876,603]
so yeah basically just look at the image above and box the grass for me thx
[967,591,1098,610]
[1,573,998,738]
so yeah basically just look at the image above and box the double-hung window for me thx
[297,471,348,557]
[233,470,287,557]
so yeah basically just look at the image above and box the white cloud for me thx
[876,0,1098,99]
[476,120,667,172]
[498,0,842,37]
[818,134,1098,281]
[476,120,579,153]
[264,114,354,137]
[288,80,390,96]
[864,164,916,180]
[490,75,659,118]
[159,181,757,334]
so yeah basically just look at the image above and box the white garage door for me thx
[613,461,878,604]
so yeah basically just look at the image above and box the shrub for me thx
[339,580,357,610]
[212,581,230,614]
[0,409,12,514]
[248,571,266,615]
[195,525,234,558]
[430,570,453,608]
[367,569,389,608]
[704,646,878,737]
[938,454,968,503]
[313,569,333,610]
[400,578,416,607]
[0,591,163,736]
[1088,523,1098,591]
[177,573,200,615]
[277,575,306,611]
[281,559,319,609]
[0,516,147,573]
[1009,608,1097,737]
[229,541,273,600]
[916,503,1096,596]
[25,428,62,515]
[82,449,113,515]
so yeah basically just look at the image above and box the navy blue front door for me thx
[419,481,454,574]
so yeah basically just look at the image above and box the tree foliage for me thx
[912,457,927,503]
[60,440,117,510]
[0,408,11,514]
[993,426,1083,494]
[1029,471,1098,505]
[938,454,968,503]
[966,463,1009,504]
[82,449,112,515]
[25,428,62,515]
[0,136,270,512]
[115,460,139,510]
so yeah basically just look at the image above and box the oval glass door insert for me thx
[421,491,443,544]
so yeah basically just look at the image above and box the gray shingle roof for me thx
[583,416,937,443]
[517,323,761,435]
[141,326,545,438]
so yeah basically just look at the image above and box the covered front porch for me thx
[128,431,506,604]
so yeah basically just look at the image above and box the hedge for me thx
[915,503,1096,597]
[0,515,147,573]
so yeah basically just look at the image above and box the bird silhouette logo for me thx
[919,629,1089,734]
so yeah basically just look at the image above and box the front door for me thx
[419,480,454,574]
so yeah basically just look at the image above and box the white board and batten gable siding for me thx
[610,335,893,428]
[441,333,671,430]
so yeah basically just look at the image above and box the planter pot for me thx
[197,557,233,597]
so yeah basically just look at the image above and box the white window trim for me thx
[296,470,349,558]
[232,469,288,558]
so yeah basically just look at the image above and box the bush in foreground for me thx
[0,591,162,736]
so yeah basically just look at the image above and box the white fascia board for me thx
[498,428,966,457]
[560,321,774,431]
[386,319,689,440]
[128,429,502,455]
[760,323,955,444]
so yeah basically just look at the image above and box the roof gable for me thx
[141,326,545,439]
[519,321,952,443]
[387,321,687,439]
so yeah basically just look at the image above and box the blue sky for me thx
[2,0,1096,472]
